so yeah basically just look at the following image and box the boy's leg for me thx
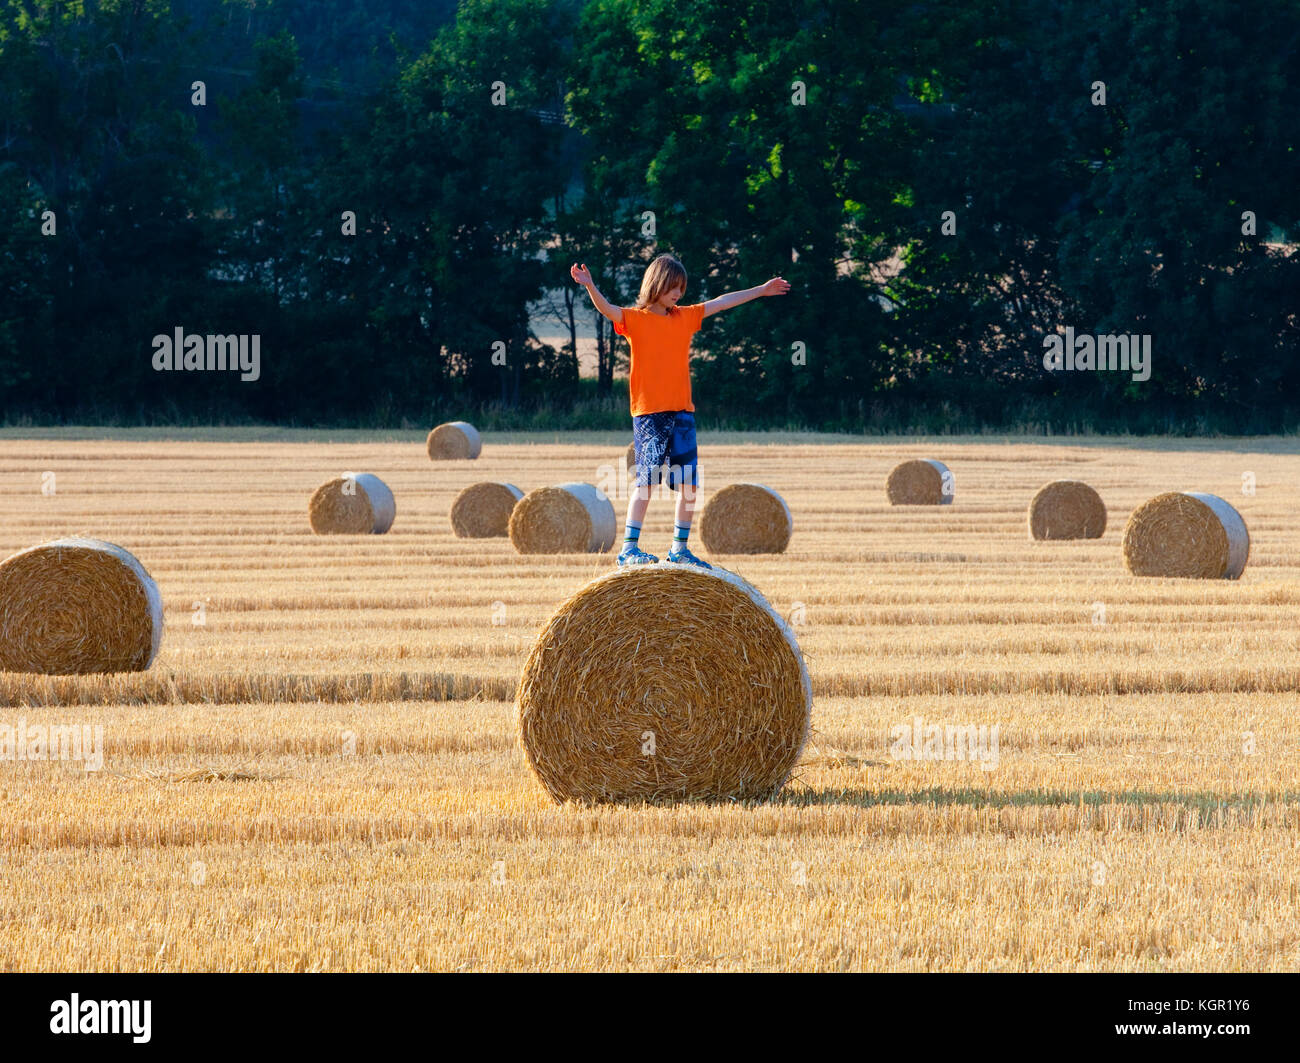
[670,481,698,544]
[619,413,673,565]
[664,413,710,568]
[673,481,697,532]
[621,485,652,555]
[625,488,651,527]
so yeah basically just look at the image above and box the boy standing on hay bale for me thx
[571,254,790,568]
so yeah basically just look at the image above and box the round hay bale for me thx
[426,421,482,460]
[509,482,616,554]
[886,459,953,505]
[450,482,524,538]
[518,565,811,803]
[698,483,792,555]
[625,441,636,470]
[1122,492,1249,579]
[0,538,163,674]
[308,472,396,535]
[1028,480,1107,540]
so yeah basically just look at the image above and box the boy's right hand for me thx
[570,262,593,287]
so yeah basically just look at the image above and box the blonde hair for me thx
[635,254,688,310]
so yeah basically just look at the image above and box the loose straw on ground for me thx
[887,459,953,505]
[517,564,811,803]
[1028,480,1107,540]
[426,421,482,460]
[0,538,163,674]
[450,482,523,538]
[1122,491,1249,579]
[308,473,396,534]
[509,482,616,553]
[698,483,792,554]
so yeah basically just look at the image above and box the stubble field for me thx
[1,430,1298,971]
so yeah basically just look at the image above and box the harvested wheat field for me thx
[2,429,1300,972]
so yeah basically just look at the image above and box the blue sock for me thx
[671,522,691,551]
[623,521,642,550]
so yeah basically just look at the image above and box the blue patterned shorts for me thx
[632,410,698,488]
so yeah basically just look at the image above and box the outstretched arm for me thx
[570,263,623,325]
[702,276,791,318]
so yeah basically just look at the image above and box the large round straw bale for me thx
[0,538,163,674]
[1028,480,1107,540]
[308,472,396,534]
[1122,491,1249,579]
[698,483,792,554]
[426,421,482,460]
[886,459,953,505]
[624,441,636,470]
[518,565,811,803]
[509,482,616,554]
[450,482,523,538]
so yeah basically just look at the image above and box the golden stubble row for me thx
[2,435,1300,970]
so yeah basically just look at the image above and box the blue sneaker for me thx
[665,545,712,569]
[617,544,659,566]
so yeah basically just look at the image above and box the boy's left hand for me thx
[762,277,792,296]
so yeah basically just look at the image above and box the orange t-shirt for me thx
[614,303,706,415]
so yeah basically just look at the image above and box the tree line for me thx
[1,0,1297,432]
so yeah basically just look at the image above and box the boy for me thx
[570,254,791,567]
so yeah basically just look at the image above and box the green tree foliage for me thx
[0,0,216,417]
[0,0,1296,430]
[1053,0,1300,422]
[312,0,576,417]
[567,0,920,423]
[896,0,1300,429]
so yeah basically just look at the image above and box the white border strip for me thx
[447,421,482,459]
[1185,492,1250,579]
[352,473,396,534]
[556,482,617,553]
[923,459,954,505]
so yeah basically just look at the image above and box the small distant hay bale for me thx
[1122,492,1250,579]
[518,565,811,803]
[509,482,616,554]
[450,482,524,538]
[426,421,482,460]
[0,538,163,674]
[1028,480,1107,540]
[624,441,637,470]
[887,459,953,505]
[698,483,792,554]
[308,472,396,535]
